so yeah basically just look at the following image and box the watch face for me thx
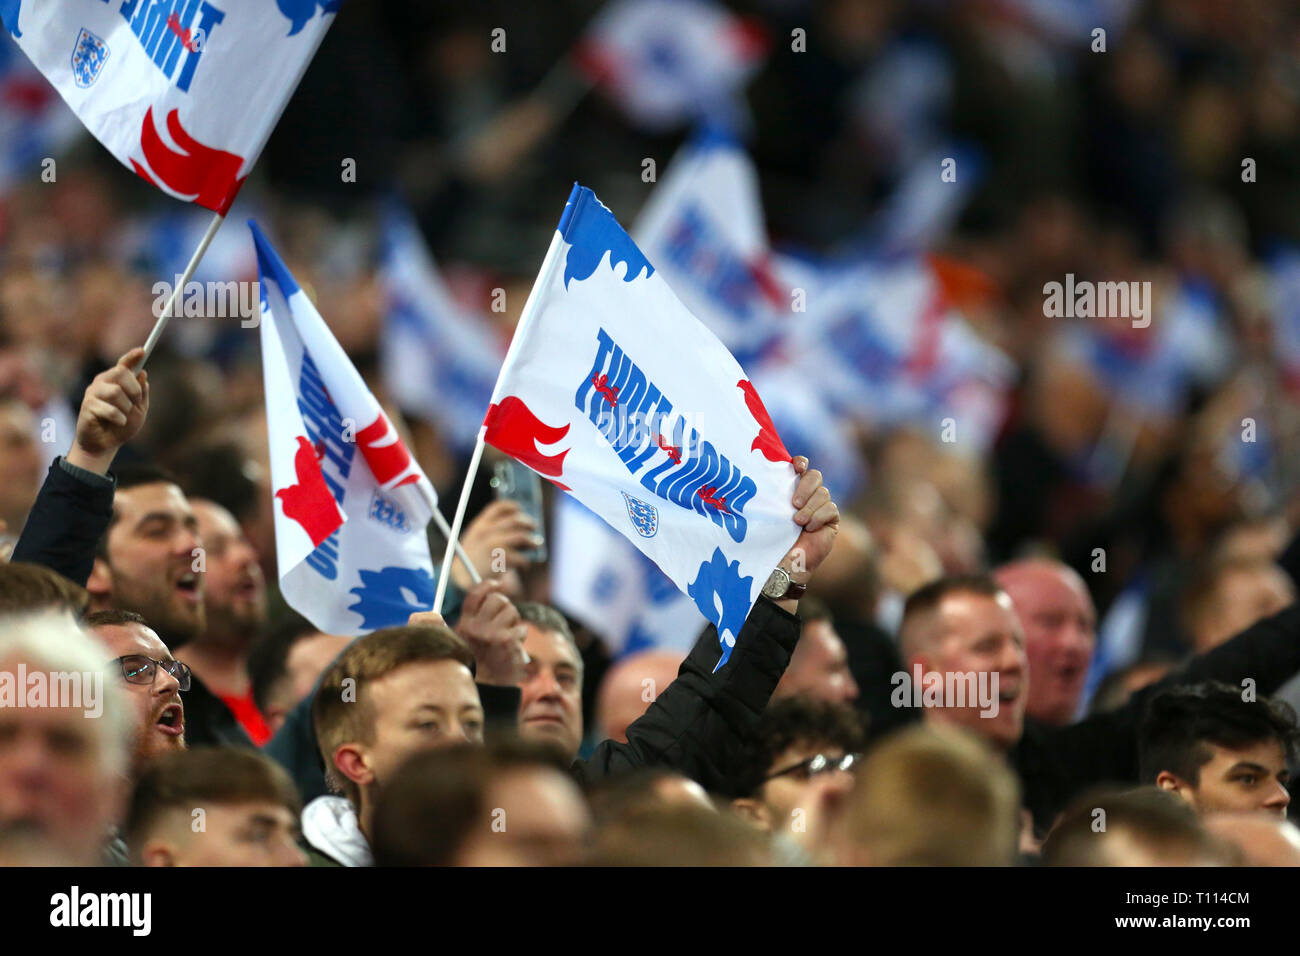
[762,568,789,599]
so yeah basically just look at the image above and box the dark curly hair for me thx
[1138,681,1300,785]
[733,697,867,798]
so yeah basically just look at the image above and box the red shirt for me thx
[219,690,272,746]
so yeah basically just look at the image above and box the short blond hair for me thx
[311,624,475,805]
[843,725,1020,865]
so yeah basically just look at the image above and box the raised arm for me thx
[12,348,149,585]
[572,456,840,795]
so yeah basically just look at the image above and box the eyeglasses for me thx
[765,752,861,782]
[111,655,192,692]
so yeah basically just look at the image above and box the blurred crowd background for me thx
[6,0,1300,744]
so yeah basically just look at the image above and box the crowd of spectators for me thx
[4,0,1300,866]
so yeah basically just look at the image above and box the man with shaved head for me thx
[994,558,1096,725]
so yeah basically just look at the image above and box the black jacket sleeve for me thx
[570,597,801,797]
[1018,601,1300,831]
[12,457,115,586]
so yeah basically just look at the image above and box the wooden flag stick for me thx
[136,211,226,369]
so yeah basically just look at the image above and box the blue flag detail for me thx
[559,184,655,289]
[276,0,340,37]
[0,0,21,38]
[687,547,752,671]
[347,566,436,629]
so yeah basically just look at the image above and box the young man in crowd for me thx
[731,698,866,863]
[1139,682,1297,818]
[126,747,307,867]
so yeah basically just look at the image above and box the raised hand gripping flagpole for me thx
[136,212,226,369]
[431,229,569,614]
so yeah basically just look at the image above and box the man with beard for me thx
[84,610,188,772]
[181,499,271,744]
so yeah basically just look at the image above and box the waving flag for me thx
[1,0,336,213]
[252,221,440,636]
[573,0,766,132]
[483,185,800,670]
[633,128,789,367]
[378,202,505,455]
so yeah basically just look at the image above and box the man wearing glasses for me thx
[731,697,866,863]
[84,608,189,773]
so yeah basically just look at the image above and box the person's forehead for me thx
[369,659,479,712]
[939,591,1021,635]
[191,500,241,539]
[523,623,581,668]
[116,482,193,520]
[1002,564,1092,614]
[207,800,296,825]
[92,622,170,660]
[1204,737,1287,769]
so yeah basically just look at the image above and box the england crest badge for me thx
[71,28,109,89]
[622,491,659,538]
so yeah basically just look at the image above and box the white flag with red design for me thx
[482,185,801,671]
[0,0,336,213]
[252,220,442,637]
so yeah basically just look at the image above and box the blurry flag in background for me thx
[378,201,505,455]
[253,220,442,636]
[573,0,767,133]
[1,0,336,213]
[633,127,791,368]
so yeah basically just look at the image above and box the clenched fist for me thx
[66,348,150,475]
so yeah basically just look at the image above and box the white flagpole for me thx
[432,226,569,614]
[430,506,482,586]
[136,211,225,369]
[433,432,487,614]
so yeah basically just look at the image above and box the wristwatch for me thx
[761,566,807,601]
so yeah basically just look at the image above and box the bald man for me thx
[595,649,686,744]
[994,559,1096,726]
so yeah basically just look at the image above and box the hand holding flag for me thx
[65,347,150,475]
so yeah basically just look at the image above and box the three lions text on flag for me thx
[480,185,802,670]
[1,0,336,214]
[251,221,442,637]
